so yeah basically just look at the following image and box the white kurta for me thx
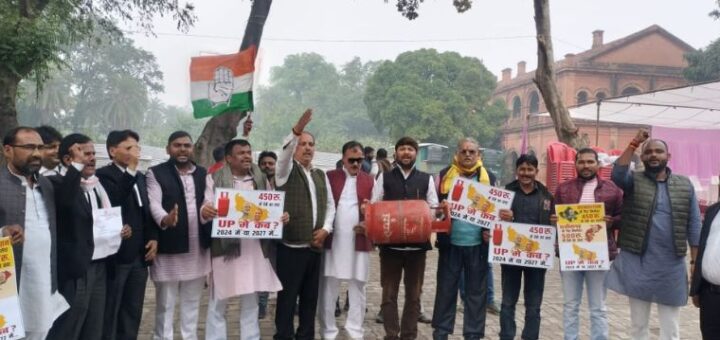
[17,177,69,332]
[323,175,369,282]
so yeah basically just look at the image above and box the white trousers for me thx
[153,277,206,340]
[22,331,48,340]
[205,293,260,340]
[318,276,366,340]
[628,297,680,340]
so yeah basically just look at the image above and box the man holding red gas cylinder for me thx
[370,136,439,340]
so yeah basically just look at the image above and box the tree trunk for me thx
[0,69,21,141]
[193,0,273,166]
[532,0,580,148]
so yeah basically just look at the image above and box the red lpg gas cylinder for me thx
[365,200,451,244]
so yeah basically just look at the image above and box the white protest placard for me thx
[211,188,285,239]
[92,207,123,260]
[448,178,514,228]
[556,203,610,271]
[0,237,25,340]
[488,221,555,269]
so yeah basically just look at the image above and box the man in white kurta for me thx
[319,141,374,340]
[200,139,284,340]
[1,127,69,340]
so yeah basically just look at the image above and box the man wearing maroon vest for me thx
[319,141,374,340]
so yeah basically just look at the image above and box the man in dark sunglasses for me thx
[319,141,374,339]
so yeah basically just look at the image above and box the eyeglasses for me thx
[459,149,478,155]
[10,144,50,152]
[347,157,364,164]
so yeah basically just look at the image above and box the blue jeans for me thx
[499,265,546,340]
[561,270,608,340]
[431,244,488,340]
[459,263,495,304]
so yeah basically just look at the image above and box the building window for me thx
[512,96,522,118]
[596,92,607,101]
[621,86,641,96]
[577,91,588,105]
[529,91,540,114]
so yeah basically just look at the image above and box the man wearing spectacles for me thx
[432,137,494,340]
[1,127,69,340]
[318,141,374,340]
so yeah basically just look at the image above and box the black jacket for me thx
[49,165,96,283]
[690,202,720,296]
[96,164,158,265]
[148,161,210,254]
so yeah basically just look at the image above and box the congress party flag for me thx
[190,45,256,119]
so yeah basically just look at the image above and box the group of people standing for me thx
[1,108,717,340]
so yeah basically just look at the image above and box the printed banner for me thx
[488,221,555,269]
[448,178,514,228]
[556,203,610,271]
[211,188,285,239]
[0,237,25,340]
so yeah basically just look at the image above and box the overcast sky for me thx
[127,0,720,107]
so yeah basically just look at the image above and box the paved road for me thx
[138,250,702,339]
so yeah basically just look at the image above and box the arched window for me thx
[596,91,607,101]
[621,86,641,96]
[512,96,522,118]
[577,91,588,105]
[529,91,540,114]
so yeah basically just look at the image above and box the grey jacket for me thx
[0,166,58,293]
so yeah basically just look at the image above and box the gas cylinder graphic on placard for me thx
[217,192,230,217]
[492,224,503,246]
[451,180,464,201]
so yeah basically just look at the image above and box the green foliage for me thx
[684,38,720,83]
[0,0,194,86]
[364,49,508,148]
[251,53,390,153]
[389,0,473,20]
[16,32,176,145]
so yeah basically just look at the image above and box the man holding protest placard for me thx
[432,137,493,340]
[497,154,553,340]
[606,129,701,340]
[49,133,131,340]
[200,139,286,340]
[1,127,68,340]
[553,148,623,340]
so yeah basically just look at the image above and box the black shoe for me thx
[375,311,384,324]
[335,303,341,317]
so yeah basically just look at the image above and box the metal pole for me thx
[595,100,601,146]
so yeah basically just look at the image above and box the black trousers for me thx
[700,285,720,340]
[48,261,107,340]
[274,244,321,340]
[102,257,148,340]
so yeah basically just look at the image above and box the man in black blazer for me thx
[690,200,720,339]
[98,130,158,340]
[48,133,131,340]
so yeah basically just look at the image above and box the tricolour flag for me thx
[190,45,257,119]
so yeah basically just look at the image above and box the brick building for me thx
[493,25,694,182]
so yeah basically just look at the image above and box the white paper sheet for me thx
[91,207,123,260]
